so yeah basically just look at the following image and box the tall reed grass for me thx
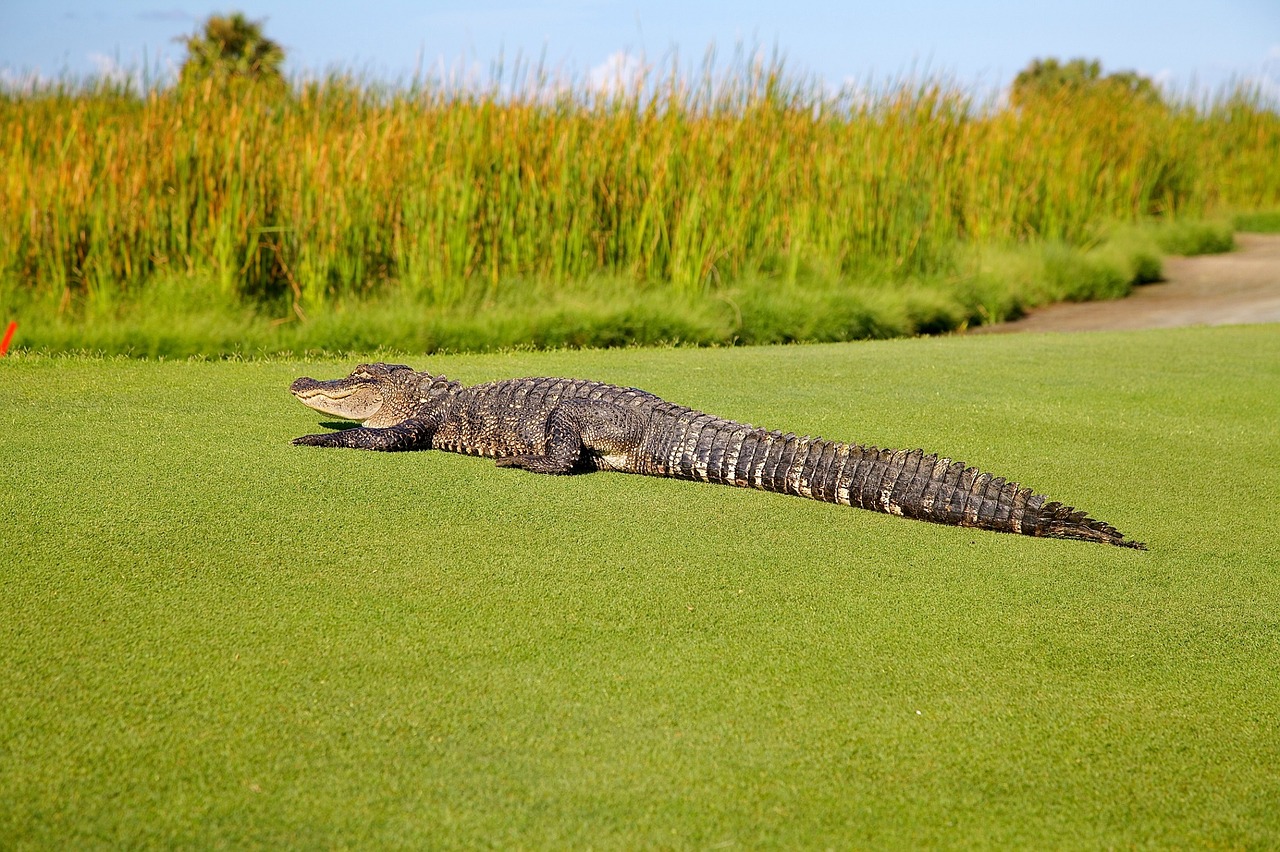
[2,60,1277,353]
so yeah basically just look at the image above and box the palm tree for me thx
[178,12,286,88]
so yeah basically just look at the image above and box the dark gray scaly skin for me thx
[291,362,1146,549]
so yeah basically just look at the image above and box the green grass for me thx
[1234,210,1280,233]
[3,325,1279,847]
[1,217,1242,356]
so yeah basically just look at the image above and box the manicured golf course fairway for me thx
[2,325,1277,847]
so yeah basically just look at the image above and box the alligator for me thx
[290,362,1146,549]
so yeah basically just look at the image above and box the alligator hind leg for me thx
[495,399,645,474]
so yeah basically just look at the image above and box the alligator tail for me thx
[663,417,1145,549]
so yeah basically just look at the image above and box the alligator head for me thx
[290,362,427,428]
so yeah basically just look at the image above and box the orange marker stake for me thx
[0,321,16,356]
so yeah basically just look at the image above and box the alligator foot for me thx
[293,432,348,447]
[292,419,432,451]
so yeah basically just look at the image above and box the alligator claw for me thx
[292,433,337,447]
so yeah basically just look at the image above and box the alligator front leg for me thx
[495,399,645,474]
[292,418,434,451]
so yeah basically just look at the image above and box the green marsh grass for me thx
[3,326,1278,846]
[2,65,1279,354]
[1234,209,1280,233]
[0,216,1248,356]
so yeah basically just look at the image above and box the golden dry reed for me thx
[2,61,1278,317]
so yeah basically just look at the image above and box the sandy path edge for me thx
[969,232,1280,334]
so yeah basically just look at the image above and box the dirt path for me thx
[971,232,1280,334]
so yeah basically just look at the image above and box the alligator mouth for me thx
[290,376,383,420]
[290,377,357,400]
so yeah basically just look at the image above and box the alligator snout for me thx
[290,376,351,399]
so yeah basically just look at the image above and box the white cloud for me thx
[88,52,131,84]
[0,67,53,93]
[587,51,647,95]
[84,51,177,89]
[431,55,489,93]
[835,76,876,110]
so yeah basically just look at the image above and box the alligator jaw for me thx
[290,376,385,422]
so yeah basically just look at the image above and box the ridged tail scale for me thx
[646,407,1146,549]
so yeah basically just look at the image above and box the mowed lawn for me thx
[2,325,1277,848]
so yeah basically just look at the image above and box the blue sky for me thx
[2,1,1278,96]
